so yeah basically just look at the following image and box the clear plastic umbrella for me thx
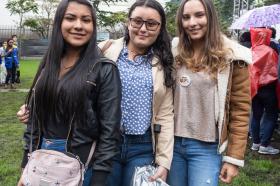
[230,4,280,30]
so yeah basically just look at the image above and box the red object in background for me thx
[249,28,279,100]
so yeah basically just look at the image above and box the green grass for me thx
[18,59,40,89]
[0,92,26,186]
[0,59,39,186]
[221,150,280,186]
[1,60,280,185]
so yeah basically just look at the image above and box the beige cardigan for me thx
[98,38,174,170]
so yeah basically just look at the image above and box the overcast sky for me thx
[0,0,170,26]
[0,0,19,26]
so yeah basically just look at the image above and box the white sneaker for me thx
[251,143,260,151]
[258,146,280,155]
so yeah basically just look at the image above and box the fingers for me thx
[149,166,168,182]
[219,163,239,184]
[17,176,24,186]
[17,104,29,124]
[219,165,228,183]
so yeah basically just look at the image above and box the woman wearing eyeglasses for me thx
[16,0,173,184]
[98,0,174,185]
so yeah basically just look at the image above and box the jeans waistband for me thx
[41,138,67,152]
[174,136,219,144]
[122,129,152,144]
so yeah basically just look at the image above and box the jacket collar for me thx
[172,35,252,64]
[105,37,160,66]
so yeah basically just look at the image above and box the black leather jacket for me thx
[21,57,122,185]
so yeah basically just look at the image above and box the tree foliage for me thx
[264,0,280,5]
[24,17,51,39]
[255,0,280,6]
[99,11,127,39]
[165,1,179,37]
[88,0,127,13]
[23,0,59,39]
[6,0,38,57]
[213,0,235,33]
[6,0,38,16]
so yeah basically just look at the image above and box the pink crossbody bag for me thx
[21,88,96,186]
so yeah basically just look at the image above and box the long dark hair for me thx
[124,0,174,88]
[6,38,13,51]
[26,0,98,125]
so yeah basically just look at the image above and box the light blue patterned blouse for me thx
[117,46,153,135]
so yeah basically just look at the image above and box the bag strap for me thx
[29,72,43,154]
[65,112,96,169]
[100,40,112,54]
[152,124,161,166]
[29,75,97,169]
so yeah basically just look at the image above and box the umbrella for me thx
[230,4,280,30]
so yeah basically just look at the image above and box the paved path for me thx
[0,88,29,93]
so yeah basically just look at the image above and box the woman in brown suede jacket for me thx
[167,0,251,186]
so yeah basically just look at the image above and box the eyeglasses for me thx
[129,17,161,31]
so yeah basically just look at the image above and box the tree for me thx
[6,0,38,57]
[24,17,50,39]
[99,11,127,39]
[165,1,179,37]
[263,0,280,5]
[23,0,59,40]
[213,0,234,33]
[40,0,60,38]
[88,0,127,13]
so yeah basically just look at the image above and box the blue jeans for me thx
[41,138,92,186]
[251,83,278,146]
[106,130,154,186]
[167,137,222,186]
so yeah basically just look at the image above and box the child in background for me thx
[0,41,7,85]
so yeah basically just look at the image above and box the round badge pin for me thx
[178,75,191,87]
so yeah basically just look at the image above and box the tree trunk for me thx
[18,13,23,59]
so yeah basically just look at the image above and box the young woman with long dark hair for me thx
[17,0,121,185]
[17,0,174,185]
[167,0,251,185]
[98,0,174,185]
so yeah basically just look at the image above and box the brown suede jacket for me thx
[172,36,252,167]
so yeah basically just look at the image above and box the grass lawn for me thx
[1,60,280,185]
[19,60,40,89]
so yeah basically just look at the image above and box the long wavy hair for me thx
[124,0,174,88]
[26,0,98,125]
[176,0,231,79]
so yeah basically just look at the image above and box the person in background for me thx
[250,28,279,155]
[268,27,279,55]
[168,0,251,185]
[0,41,7,85]
[11,34,20,83]
[16,0,122,185]
[239,31,252,49]
[4,38,18,89]
[98,0,174,185]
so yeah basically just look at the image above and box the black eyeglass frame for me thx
[129,17,161,31]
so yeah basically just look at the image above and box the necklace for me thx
[61,59,75,70]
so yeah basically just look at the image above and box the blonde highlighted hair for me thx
[175,0,231,79]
